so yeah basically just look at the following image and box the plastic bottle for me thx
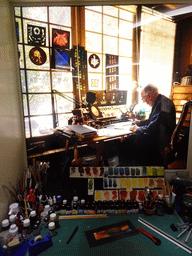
[9,215,16,226]
[2,219,10,231]
[133,200,139,214]
[121,200,127,214]
[126,200,133,214]
[8,224,19,239]
[44,204,51,213]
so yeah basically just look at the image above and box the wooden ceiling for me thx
[145,4,192,21]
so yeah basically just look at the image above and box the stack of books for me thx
[66,125,98,139]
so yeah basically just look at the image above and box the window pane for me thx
[119,20,133,39]
[58,113,73,127]
[120,9,134,21]
[29,94,52,115]
[103,15,118,36]
[119,57,132,74]
[85,10,102,33]
[88,73,102,90]
[25,45,50,70]
[31,116,53,137]
[18,45,24,69]
[14,7,21,17]
[24,117,30,138]
[55,93,73,113]
[86,6,102,12]
[22,94,28,116]
[119,38,132,57]
[20,70,26,93]
[85,32,102,53]
[119,74,132,90]
[103,6,118,17]
[15,18,22,43]
[22,7,47,22]
[52,72,73,92]
[27,71,51,93]
[49,7,71,26]
[103,36,118,55]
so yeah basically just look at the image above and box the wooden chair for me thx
[164,100,192,168]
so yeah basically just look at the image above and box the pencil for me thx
[67,226,78,244]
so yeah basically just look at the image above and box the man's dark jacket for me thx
[136,94,176,155]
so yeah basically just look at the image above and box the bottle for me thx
[90,201,96,214]
[96,201,103,214]
[72,196,79,215]
[155,194,165,216]
[60,200,67,215]
[30,210,37,227]
[50,213,59,229]
[121,200,127,214]
[44,204,51,213]
[48,222,57,237]
[9,215,16,225]
[133,200,139,214]
[44,216,49,228]
[2,219,10,231]
[78,199,85,215]
[22,219,32,239]
[48,197,54,211]
[55,195,62,214]
[9,224,18,238]
[126,200,133,214]
[41,195,47,208]
[66,203,72,215]
[103,200,109,215]
[32,223,41,237]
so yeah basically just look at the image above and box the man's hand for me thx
[129,124,138,132]
[132,119,140,125]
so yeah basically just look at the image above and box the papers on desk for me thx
[97,121,133,137]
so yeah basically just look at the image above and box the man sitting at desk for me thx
[119,84,176,166]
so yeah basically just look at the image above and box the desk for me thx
[73,121,133,166]
[38,213,191,256]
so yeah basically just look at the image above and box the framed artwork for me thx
[28,24,46,46]
[52,28,70,49]
[85,220,139,247]
[52,48,71,70]
[29,46,47,66]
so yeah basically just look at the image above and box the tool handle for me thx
[138,227,161,245]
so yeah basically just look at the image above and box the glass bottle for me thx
[48,222,57,237]
[79,199,85,215]
[2,219,10,231]
[155,194,165,216]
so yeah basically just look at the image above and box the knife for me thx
[138,227,161,245]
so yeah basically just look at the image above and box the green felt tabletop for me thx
[29,212,192,256]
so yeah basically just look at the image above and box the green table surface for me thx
[30,212,192,256]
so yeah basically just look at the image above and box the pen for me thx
[67,226,79,244]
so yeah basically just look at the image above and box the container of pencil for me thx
[165,202,175,214]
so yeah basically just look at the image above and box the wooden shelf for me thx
[171,84,192,126]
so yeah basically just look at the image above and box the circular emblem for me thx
[89,54,100,69]
[29,46,47,65]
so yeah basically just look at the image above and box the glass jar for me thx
[180,193,192,222]
[170,171,192,205]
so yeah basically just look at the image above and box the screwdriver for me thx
[138,227,161,245]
